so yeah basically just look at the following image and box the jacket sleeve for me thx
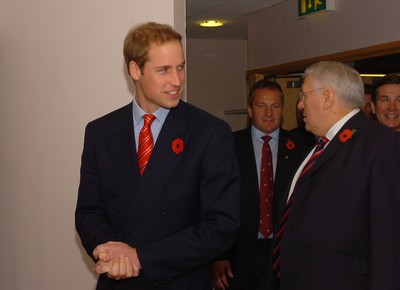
[75,123,117,260]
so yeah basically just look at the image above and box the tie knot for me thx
[143,114,156,127]
[262,135,272,144]
[317,136,329,148]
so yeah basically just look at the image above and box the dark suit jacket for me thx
[75,101,241,290]
[290,125,317,148]
[226,127,310,288]
[280,112,400,290]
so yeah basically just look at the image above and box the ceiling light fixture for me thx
[360,74,386,77]
[199,20,223,28]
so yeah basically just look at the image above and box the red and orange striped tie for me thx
[138,114,156,176]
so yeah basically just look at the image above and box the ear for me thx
[247,105,253,119]
[322,88,335,110]
[128,61,141,81]
[371,101,376,114]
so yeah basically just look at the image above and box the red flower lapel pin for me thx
[172,138,184,154]
[339,129,356,143]
[285,139,296,150]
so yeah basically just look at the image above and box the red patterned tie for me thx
[272,136,329,279]
[259,135,274,238]
[137,114,156,176]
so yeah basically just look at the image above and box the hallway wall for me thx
[248,0,400,69]
[0,1,184,289]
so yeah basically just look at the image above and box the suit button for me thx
[112,208,119,214]
[161,208,169,216]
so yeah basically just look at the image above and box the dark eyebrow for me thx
[154,65,170,70]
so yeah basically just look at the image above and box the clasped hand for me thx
[93,241,141,280]
[212,260,234,290]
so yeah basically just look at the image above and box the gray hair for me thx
[304,61,365,108]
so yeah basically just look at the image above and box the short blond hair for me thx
[123,22,182,72]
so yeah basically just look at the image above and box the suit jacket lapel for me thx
[275,130,293,186]
[241,127,260,199]
[104,103,142,207]
[297,111,365,184]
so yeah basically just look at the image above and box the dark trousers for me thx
[228,239,273,290]
[269,272,280,290]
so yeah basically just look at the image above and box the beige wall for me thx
[248,0,400,69]
[187,39,248,131]
[0,0,184,289]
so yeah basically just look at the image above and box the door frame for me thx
[247,40,400,78]
[245,40,400,129]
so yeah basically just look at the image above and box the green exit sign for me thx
[298,0,335,18]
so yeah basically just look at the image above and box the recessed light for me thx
[199,20,223,28]
[360,74,386,77]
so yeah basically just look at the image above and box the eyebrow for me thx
[378,95,400,98]
[155,61,186,69]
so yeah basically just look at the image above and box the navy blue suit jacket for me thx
[75,101,241,289]
[279,112,400,290]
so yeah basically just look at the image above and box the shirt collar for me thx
[325,109,360,141]
[251,125,280,143]
[132,94,169,125]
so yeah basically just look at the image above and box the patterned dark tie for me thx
[272,136,329,279]
[259,135,274,238]
[137,114,156,176]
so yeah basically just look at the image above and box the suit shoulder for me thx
[357,118,399,145]
[283,129,306,142]
[88,103,132,125]
[233,127,251,141]
[233,127,249,136]
[84,103,132,135]
[283,128,314,150]
[180,101,231,129]
[277,129,312,157]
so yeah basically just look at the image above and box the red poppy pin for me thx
[172,138,184,154]
[339,129,356,143]
[285,139,296,150]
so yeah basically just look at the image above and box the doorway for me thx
[246,40,400,130]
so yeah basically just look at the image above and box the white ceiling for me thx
[186,0,287,39]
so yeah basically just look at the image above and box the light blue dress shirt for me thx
[132,97,170,151]
[251,126,279,186]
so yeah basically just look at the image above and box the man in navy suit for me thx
[75,22,240,290]
[273,61,400,289]
[211,80,310,290]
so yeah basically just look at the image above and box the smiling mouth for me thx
[166,89,180,96]
[384,113,399,119]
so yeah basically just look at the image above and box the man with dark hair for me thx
[212,80,310,290]
[361,83,374,119]
[371,74,400,132]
